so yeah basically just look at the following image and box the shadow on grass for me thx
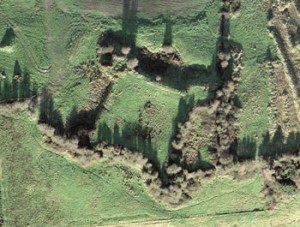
[97,0,210,91]
[122,0,138,56]
[193,152,216,172]
[1,74,12,102]
[38,88,64,136]
[12,60,22,100]
[65,83,112,148]
[97,121,160,168]
[0,27,15,47]
[0,61,35,103]
[259,125,300,163]
[235,136,257,161]
[256,46,279,63]
[95,0,246,176]
[162,16,173,46]
[136,50,210,91]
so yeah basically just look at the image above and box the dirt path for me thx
[99,207,300,227]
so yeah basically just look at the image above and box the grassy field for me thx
[0,0,300,226]
[231,0,278,157]
[0,112,268,226]
[1,111,299,226]
[97,72,182,164]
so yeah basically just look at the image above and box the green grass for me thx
[0,0,50,95]
[31,4,108,119]
[135,0,219,66]
[0,112,269,226]
[0,93,298,226]
[179,174,264,216]
[97,72,183,164]
[0,113,167,226]
[230,0,276,156]
[0,0,299,226]
[0,0,50,70]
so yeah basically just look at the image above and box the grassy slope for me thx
[0,112,268,226]
[0,0,298,226]
[93,1,219,164]
[98,73,182,164]
[42,4,93,120]
[231,0,276,156]
[0,0,50,71]
[135,0,219,66]
[0,113,166,226]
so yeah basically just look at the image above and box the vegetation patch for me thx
[1,0,300,225]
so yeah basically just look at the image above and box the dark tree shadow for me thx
[257,46,279,63]
[97,30,124,67]
[94,0,245,180]
[13,60,22,76]
[65,83,112,148]
[122,0,138,55]
[38,88,64,136]
[0,62,35,103]
[288,27,300,47]
[236,136,257,161]
[296,2,300,13]
[65,106,98,149]
[65,106,97,137]
[31,81,38,97]
[259,126,300,163]
[97,0,138,64]
[0,27,15,47]
[192,152,216,172]
[37,83,112,149]
[18,69,32,100]
[173,96,196,128]
[2,76,12,102]
[97,0,210,91]
[11,60,22,100]
[100,53,113,66]
[134,11,242,92]
[97,122,113,144]
[220,14,230,39]
[286,131,300,151]
[1,76,11,102]
[11,77,18,101]
[267,8,274,21]
[162,17,173,46]
[136,47,209,91]
[97,121,162,177]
